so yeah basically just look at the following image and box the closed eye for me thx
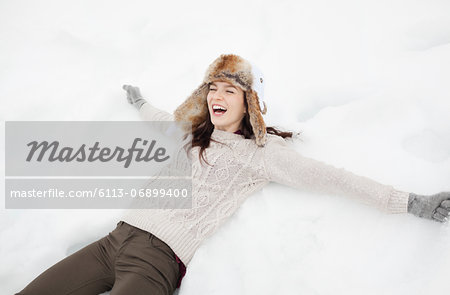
[209,88,234,94]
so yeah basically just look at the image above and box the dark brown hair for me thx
[184,92,301,166]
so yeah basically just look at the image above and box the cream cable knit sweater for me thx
[120,102,410,266]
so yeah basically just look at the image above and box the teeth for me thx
[213,105,227,111]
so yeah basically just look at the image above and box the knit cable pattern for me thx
[120,103,409,266]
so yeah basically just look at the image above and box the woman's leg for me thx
[110,223,180,295]
[15,222,127,295]
[16,221,180,295]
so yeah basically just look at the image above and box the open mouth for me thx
[212,104,227,116]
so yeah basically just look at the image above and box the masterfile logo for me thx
[25,137,170,168]
[5,121,193,209]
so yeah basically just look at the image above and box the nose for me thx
[211,91,225,104]
[211,88,224,99]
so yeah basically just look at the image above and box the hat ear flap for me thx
[174,82,210,131]
[246,89,267,146]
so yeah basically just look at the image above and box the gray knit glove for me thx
[123,85,147,110]
[408,192,450,223]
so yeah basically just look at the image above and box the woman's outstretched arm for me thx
[263,135,450,222]
[123,84,174,121]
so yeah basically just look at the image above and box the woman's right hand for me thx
[123,85,147,110]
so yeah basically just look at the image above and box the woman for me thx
[16,54,450,295]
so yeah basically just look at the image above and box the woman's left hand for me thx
[408,192,450,223]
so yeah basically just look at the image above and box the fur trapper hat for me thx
[174,54,268,146]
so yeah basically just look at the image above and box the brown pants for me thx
[16,221,181,295]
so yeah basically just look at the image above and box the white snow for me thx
[1,0,450,294]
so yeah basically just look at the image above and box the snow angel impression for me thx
[16,54,450,295]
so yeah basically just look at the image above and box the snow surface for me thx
[1,0,450,294]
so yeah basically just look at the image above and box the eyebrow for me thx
[210,82,238,90]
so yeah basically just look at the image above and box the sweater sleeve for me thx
[139,102,175,121]
[263,136,409,214]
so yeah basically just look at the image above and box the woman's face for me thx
[206,81,246,133]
